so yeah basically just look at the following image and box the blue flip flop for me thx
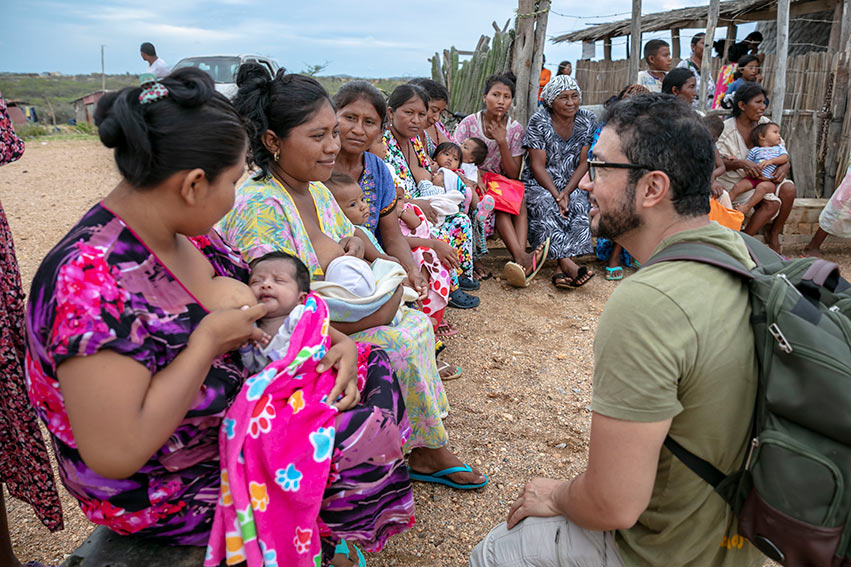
[408,464,489,490]
[334,539,366,566]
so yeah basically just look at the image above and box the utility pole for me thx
[101,45,106,93]
[628,0,642,84]
[699,0,720,111]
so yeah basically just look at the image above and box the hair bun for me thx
[166,67,215,108]
[502,71,517,83]
[236,62,271,90]
[94,90,129,148]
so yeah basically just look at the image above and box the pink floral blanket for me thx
[205,293,348,567]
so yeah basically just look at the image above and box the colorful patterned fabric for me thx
[26,203,250,544]
[713,64,737,109]
[358,152,398,234]
[0,90,25,166]
[218,176,354,277]
[380,130,417,198]
[539,75,581,106]
[0,195,64,531]
[431,213,473,280]
[522,107,596,259]
[398,203,451,322]
[205,294,413,567]
[219,175,451,451]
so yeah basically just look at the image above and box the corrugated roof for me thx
[551,0,836,42]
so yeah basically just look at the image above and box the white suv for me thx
[172,55,281,98]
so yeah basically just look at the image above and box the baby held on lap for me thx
[431,140,494,223]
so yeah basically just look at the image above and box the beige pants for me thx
[469,516,625,567]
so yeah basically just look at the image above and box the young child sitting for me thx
[394,185,453,329]
[459,137,488,183]
[325,172,399,263]
[703,115,745,230]
[729,121,788,215]
[431,141,493,223]
[636,39,671,93]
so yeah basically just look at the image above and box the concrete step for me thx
[62,526,206,567]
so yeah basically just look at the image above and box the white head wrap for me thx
[540,75,582,107]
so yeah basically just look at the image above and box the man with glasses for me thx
[470,94,764,567]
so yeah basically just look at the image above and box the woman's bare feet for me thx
[520,241,548,277]
[408,446,486,487]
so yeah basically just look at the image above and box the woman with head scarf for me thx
[522,75,598,288]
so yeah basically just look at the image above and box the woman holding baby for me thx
[26,68,413,567]
[219,65,488,493]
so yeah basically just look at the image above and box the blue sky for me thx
[1,0,750,77]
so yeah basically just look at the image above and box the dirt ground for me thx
[2,138,848,566]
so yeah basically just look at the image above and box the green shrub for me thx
[15,123,49,139]
[74,121,97,135]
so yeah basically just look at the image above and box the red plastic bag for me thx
[480,171,525,215]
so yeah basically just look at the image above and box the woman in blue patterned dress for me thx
[522,75,597,288]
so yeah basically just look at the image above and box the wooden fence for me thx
[574,51,850,197]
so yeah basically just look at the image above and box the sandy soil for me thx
[2,138,847,566]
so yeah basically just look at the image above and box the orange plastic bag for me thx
[480,171,525,215]
[709,198,744,231]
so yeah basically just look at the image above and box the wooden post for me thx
[842,0,851,51]
[527,0,551,123]
[672,28,681,60]
[628,0,642,84]
[772,0,790,129]
[822,51,850,196]
[511,0,536,126]
[829,2,843,51]
[724,22,737,62]
[699,0,720,111]
[604,35,613,61]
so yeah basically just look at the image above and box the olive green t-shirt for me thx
[591,223,765,567]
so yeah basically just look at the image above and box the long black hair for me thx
[94,67,246,188]
[232,63,333,178]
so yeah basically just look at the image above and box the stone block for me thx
[62,526,207,567]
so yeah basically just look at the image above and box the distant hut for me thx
[73,91,105,125]
[5,100,37,126]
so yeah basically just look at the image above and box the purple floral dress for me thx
[26,203,250,545]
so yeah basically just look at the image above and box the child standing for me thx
[729,121,788,215]
[636,39,671,93]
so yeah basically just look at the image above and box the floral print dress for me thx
[1,89,64,531]
[26,204,251,544]
[218,176,452,450]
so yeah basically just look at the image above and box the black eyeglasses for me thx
[587,159,654,181]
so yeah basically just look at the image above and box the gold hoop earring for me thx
[273,150,280,162]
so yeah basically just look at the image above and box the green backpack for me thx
[646,233,851,567]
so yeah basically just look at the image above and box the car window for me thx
[172,57,241,83]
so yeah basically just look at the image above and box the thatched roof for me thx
[552,0,839,42]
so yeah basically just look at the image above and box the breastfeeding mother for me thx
[220,65,488,490]
[24,69,411,566]
[371,83,480,308]
[522,75,596,289]
[454,73,548,285]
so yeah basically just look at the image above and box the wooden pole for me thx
[699,0,720,111]
[628,0,642,84]
[511,0,536,126]
[527,0,551,122]
[829,2,843,51]
[101,45,105,93]
[672,28,681,60]
[604,35,613,61]
[724,22,737,62]
[772,0,790,129]
[842,0,851,51]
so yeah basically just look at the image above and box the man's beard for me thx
[591,183,641,240]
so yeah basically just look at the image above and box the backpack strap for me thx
[643,240,754,279]
[663,436,726,488]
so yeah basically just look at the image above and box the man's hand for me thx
[506,477,565,529]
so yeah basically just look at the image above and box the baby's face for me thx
[335,182,370,226]
[761,125,782,147]
[435,148,461,170]
[460,140,478,164]
[248,259,305,319]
